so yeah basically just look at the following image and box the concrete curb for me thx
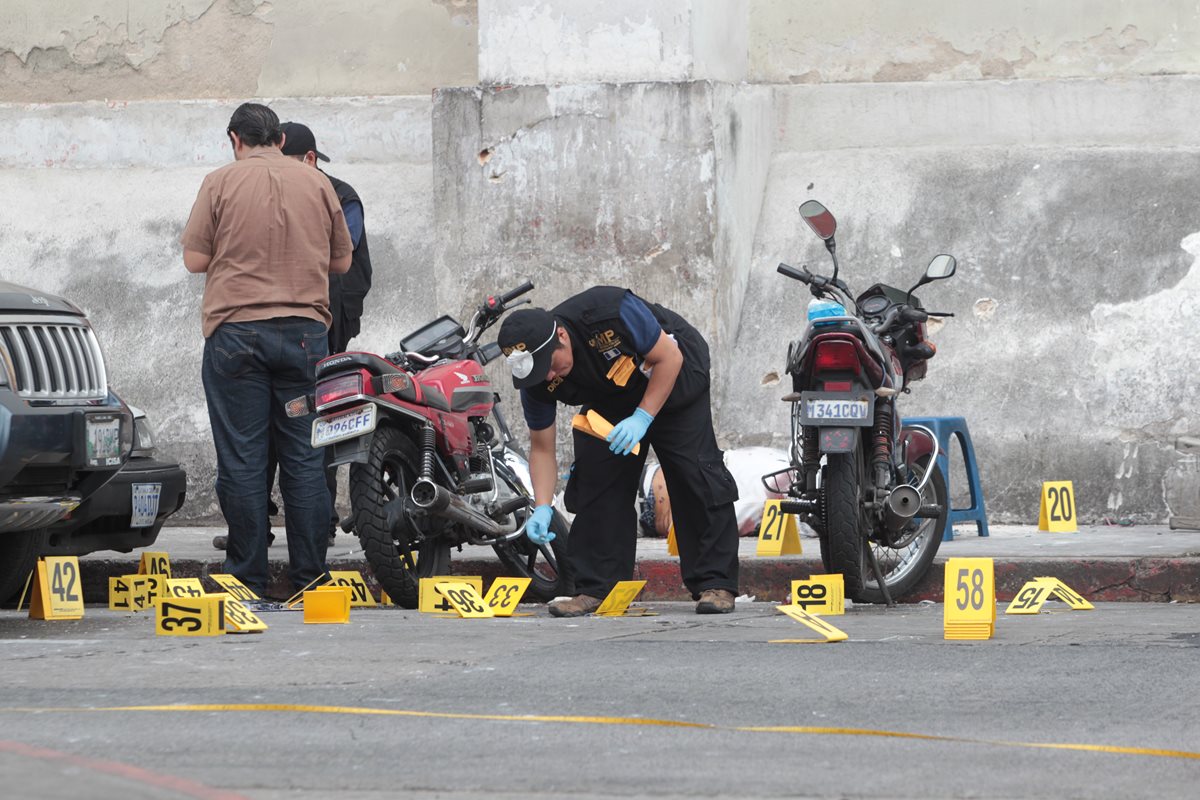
[78,553,1200,606]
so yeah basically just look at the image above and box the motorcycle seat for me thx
[315,351,399,380]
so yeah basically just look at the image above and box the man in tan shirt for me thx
[182,101,352,597]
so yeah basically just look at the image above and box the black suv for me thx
[0,281,186,600]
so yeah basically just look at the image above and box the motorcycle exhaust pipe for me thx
[410,478,506,538]
[883,484,922,532]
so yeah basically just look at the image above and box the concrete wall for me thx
[0,0,478,101]
[479,0,748,84]
[749,0,1200,83]
[432,80,772,449]
[4,1,1200,525]
[725,76,1200,522]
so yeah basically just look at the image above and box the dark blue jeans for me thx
[202,317,331,595]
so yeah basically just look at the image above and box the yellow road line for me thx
[5,704,1198,761]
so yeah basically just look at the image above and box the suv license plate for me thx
[312,404,377,447]
[131,482,162,527]
[86,414,123,466]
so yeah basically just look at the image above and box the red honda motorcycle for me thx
[767,200,956,603]
[287,282,570,608]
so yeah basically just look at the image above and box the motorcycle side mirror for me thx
[799,200,837,241]
[924,254,957,281]
[905,254,957,303]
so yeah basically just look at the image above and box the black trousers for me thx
[564,386,740,600]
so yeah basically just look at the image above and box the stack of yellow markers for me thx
[943,557,996,640]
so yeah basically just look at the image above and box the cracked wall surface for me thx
[750,0,1200,83]
[0,0,477,101]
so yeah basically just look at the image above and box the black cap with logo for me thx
[280,122,330,162]
[497,308,559,389]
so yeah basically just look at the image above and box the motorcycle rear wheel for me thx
[350,426,450,608]
[821,450,947,604]
[822,449,870,599]
[859,456,946,604]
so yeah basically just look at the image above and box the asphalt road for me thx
[0,601,1196,799]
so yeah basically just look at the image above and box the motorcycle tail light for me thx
[317,373,363,407]
[813,341,861,374]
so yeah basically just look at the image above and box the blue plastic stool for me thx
[902,416,988,541]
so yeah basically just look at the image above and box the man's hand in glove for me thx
[526,504,555,545]
[607,408,654,456]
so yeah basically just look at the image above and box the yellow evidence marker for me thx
[595,580,649,616]
[1038,480,1077,532]
[303,586,351,623]
[155,596,226,636]
[772,605,848,643]
[108,576,132,611]
[571,411,641,455]
[1004,579,1055,615]
[379,590,394,606]
[666,524,678,556]
[756,499,802,556]
[129,574,166,613]
[435,582,494,618]
[165,578,206,599]
[326,571,377,607]
[791,574,845,615]
[420,576,484,614]
[137,551,171,577]
[1034,576,1094,610]
[483,576,532,617]
[209,574,259,603]
[212,595,268,632]
[943,557,995,640]
[25,557,85,620]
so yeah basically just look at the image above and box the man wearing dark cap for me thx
[181,102,352,597]
[279,122,372,355]
[280,121,374,542]
[497,286,741,616]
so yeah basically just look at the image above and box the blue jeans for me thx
[202,317,331,595]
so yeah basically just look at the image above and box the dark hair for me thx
[227,102,282,148]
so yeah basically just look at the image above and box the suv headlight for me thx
[129,405,156,457]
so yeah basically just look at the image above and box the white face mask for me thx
[506,322,558,380]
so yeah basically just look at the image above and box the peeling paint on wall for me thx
[0,0,478,102]
[750,1,1200,83]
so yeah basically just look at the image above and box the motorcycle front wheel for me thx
[350,425,450,608]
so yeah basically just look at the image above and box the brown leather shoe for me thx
[696,588,736,614]
[549,594,603,618]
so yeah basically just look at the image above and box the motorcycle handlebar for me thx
[499,281,534,306]
[777,263,811,283]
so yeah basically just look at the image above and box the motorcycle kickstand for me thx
[864,542,896,608]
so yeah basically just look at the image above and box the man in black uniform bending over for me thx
[497,286,740,617]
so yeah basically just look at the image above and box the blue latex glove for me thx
[526,504,555,545]
[607,408,654,456]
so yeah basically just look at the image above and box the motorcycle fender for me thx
[816,426,859,454]
[328,432,374,466]
[900,426,936,466]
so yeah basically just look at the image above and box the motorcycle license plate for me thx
[799,392,873,426]
[312,404,377,447]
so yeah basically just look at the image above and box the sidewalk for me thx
[78,523,1200,604]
